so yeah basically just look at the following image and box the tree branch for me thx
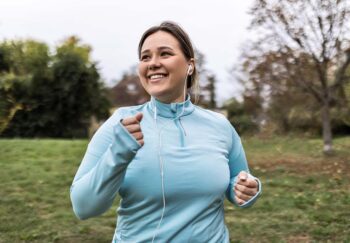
[331,49,350,90]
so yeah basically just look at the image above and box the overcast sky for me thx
[0,0,256,104]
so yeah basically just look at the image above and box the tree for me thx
[224,97,259,134]
[0,37,110,137]
[193,49,217,109]
[46,36,110,137]
[204,74,217,109]
[245,0,350,153]
[237,49,322,133]
[0,39,51,134]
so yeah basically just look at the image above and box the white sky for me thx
[0,0,255,105]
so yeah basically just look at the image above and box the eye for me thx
[141,55,150,61]
[161,51,172,57]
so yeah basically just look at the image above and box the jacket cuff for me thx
[228,174,262,208]
[109,120,141,164]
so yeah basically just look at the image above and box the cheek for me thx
[138,64,145,76]
[138,65,147,82]
[166,60,187,79]
[138,77,148,91]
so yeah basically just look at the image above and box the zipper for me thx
[179,118,187,136]
[175,118,186,147]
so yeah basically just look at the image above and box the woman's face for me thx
[138,31,194,103]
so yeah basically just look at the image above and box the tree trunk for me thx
[321,99,333,155]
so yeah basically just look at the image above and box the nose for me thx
[148,56,161,70]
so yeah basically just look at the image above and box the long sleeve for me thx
[70,110,141,220]
[225,126,262,208]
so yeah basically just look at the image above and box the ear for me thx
[188,58,195,75]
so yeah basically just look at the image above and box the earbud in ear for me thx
[187,64,193,75]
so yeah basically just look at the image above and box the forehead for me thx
[141,31,181,52]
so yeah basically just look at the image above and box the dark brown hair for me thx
[138,21,198,91]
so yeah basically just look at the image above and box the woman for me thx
[70,21,261,243]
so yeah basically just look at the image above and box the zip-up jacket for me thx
[70,95,262,242]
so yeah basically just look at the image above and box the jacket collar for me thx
[148,95,195,118]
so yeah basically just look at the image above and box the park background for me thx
[1,0,349,242]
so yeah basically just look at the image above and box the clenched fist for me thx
[121,112,144,146]
[234,171,258,205]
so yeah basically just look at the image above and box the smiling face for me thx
[138,31,194,103]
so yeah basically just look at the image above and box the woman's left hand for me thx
[234,171,258,205]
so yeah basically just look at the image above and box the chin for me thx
[147,87,168,98]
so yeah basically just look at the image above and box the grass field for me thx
[0,136,349,243]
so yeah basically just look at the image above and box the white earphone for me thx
[187,64,193,75]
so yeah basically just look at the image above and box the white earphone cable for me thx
[151,65,190,243]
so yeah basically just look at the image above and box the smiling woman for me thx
[70,21,262,243]
[137,27,195,104]
[138,38,190,103]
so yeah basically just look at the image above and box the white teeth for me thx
[150,74,165,80]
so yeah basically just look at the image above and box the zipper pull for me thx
[179,118,187,136]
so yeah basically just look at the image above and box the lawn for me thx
[0,136,349,242]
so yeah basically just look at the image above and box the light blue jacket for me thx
[70,96,261,242]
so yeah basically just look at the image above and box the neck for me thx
[155,93,186,104]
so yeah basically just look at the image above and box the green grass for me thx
[226,136,350,243]
[0,136,349,242]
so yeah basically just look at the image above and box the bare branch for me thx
[331,49,350,89]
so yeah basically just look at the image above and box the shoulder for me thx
[193,106,241,146]
[193,105,232,129]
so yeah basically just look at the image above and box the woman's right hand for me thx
[121,112,144,146]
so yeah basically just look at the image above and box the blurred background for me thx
[0,0,349,242]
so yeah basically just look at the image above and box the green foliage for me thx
[224,98,259,134]
[1,136,349,242]
[268,87,323,135]
[0,37,110,138]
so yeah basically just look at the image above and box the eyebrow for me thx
[141,46,174,55]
